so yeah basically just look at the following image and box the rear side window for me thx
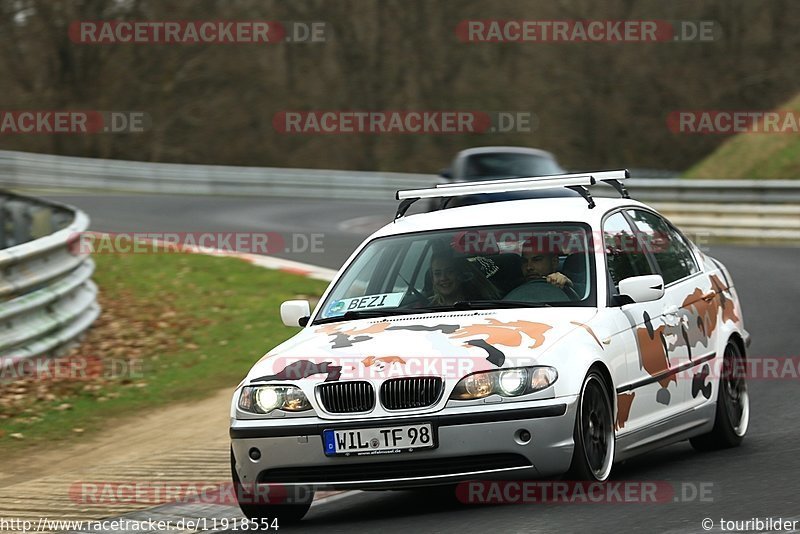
[602,211,655,290]
[626,209,699,285]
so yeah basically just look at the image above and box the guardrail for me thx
[0,149,433,200]
[0,191,100,371]
[621,180,800,242]
[1,149,798,242]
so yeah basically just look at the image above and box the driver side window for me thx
[603,212,655,291]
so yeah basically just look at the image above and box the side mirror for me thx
[439,167,452,179]
[618,274,664,304]
[280,300,310,327]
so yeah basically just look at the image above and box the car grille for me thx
[317,381,375,413]
[380,377,444,410]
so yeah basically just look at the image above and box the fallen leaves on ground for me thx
[0,288,195,423]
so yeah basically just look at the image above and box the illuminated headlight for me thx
[450,366,558,400]
[498,369,528,396]
[238,385,312,414]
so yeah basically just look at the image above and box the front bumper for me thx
[230,396,578,490]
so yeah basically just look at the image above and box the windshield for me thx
[315,223,595,324]
[462,153,562,181]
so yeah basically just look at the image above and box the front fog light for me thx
[499,369,528,396]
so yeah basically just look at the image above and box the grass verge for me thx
[0,251,328,456]
[683,93,800,179]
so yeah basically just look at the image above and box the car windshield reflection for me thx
[313,223,596,324]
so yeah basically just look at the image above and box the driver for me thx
[520,238,573,289]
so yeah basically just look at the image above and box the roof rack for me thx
[395,169,630,219]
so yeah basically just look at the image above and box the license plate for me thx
[322,423,435,456]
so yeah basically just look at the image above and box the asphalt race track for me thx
[46,193,800,533]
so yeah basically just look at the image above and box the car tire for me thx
[690,341,749,451]
[230,449,314,523]
[566,370,615,481]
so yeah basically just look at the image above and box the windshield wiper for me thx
[312,300,555,325]
[313,307,438,325]
[447,300,552,310]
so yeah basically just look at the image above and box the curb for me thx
[85,231,338,282]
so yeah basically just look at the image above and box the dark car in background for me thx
[430,146,566,210]
[440,146,565,182]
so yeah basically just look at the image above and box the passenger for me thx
[429,250,500,306]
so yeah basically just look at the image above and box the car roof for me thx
[374,196,653,238]
[456,146,556,159]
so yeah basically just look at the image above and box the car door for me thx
[625,208,717,413]
[602,210,685,433]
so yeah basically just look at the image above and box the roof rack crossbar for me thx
[397,175,598,201]
[432,169,627,190]
[393,168,630,219]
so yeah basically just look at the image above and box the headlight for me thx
[255,388,281,412]
[530,367,558,390]
[498,369,528,396]
[463,373,494,398]
[238,385,312,414]
[450,366,557,400]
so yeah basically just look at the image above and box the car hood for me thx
[244,307,599,384]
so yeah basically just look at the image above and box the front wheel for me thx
[566,371,615,481]
[230,449,314,523]
[690,341,749,451]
